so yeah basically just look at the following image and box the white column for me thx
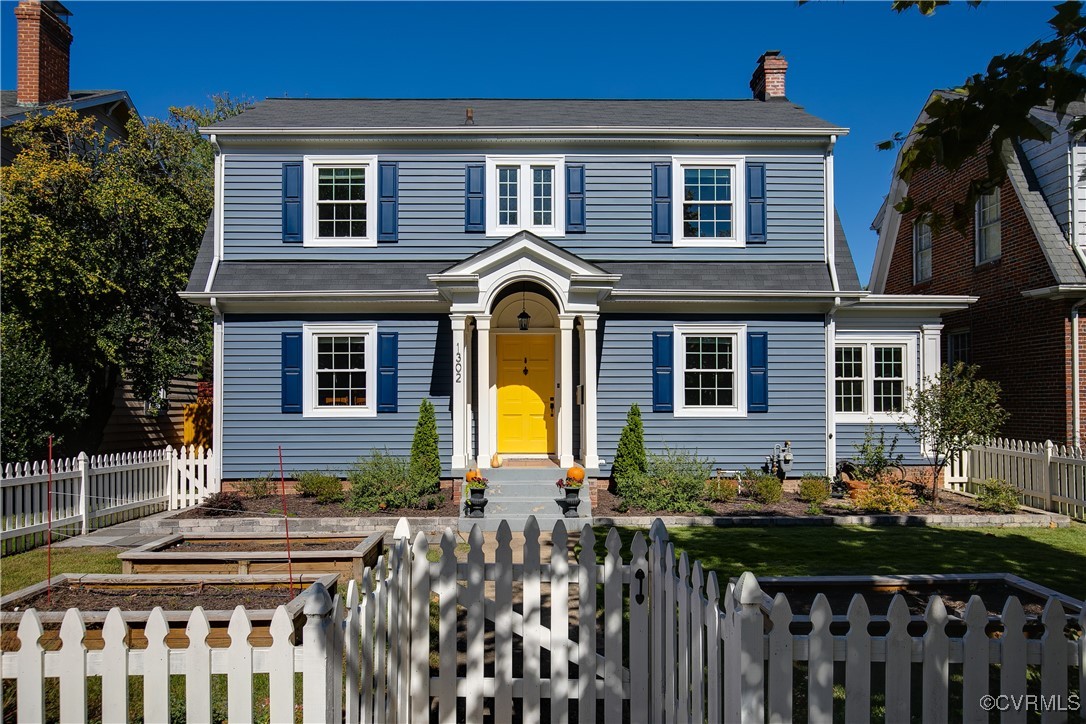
[559,315,576,468]
[582,315,600,470]
[920,324,944,387]
[450,315,468,470]
[476,316,492,469]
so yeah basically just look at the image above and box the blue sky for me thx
[0,1,1058,283]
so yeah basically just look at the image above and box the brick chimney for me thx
[750,50,788,101]
[14,0,73,106]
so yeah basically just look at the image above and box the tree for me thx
[612,403,647,488]
[0,95,251,460]
[898,362,1008,504]
[409,398,442,494]
[880,1,1086,230]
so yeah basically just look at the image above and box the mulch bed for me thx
[593,487,1028,518]
[167,539,363,552]
[175,494,460,520]
[12,583,300,612]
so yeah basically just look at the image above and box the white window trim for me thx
[975,187,1001,265]
[672,155,747,248]
[834,335,917,424]
[302,155,378,247]
[913,218,932,284]
[485,156,566,237]
[673,324,747,418]
[302,323,378,418]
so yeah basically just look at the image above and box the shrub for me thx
[409,399,442,496]
[745,468,783,504]
[199,491,245,516]
[852,479,918,513]
[851,424,904,481]
[295,471,344,504]
[975,478,1020,513]
[612,403,647,488]
[346,449,427,512]
[704,475,739,503]
[618,447,710,512]
[236,475,273,499]
[797,474,832,505]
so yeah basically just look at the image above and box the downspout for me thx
[204,134,222,294]
[209,297,225,488]
[825,135,840,292]
[1072,294,1085,449]
[825,296,842,476]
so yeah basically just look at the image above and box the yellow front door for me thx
[496,335,555,454]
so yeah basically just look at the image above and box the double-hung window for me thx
[946,330,971,366]
[672,156,746,247]
[674,325,747,417]
[486,156,565,236]
[303,156,377,246]
[976,188,1001,264]
[303,324,377,417]
[834,337,915,421]
[914,218,932,283]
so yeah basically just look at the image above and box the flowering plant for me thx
[555,476,583,490]
[465,469,489,490]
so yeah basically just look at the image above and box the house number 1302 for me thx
[454,344,462,383]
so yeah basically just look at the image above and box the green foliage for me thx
[798,474,832,505]
[900,362,1008,502]
[409,398,442,495]
[0,96,252,459]
[880,1,1086,232]
[346,449,433,512]
[806,502,824,516]
[745,467,784,504]
[235,475,273,500]
[0,325,87,461]
[851,425,904,481]
[199,491,245,516]
[975,478,1021,513]
[294,471,344,504]
[853,480,918,513]
[703,475,739,503]
[611,403,647,488]
[618,447,711,513]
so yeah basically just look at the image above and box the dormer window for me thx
[672,157,747,247]
[302,155,377,247]
[913,217,932,283]
[976,188,1001,264]
[486,156,565,236]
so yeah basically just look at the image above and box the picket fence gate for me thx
[945,437,1086,521]
[3,516,1084,723]
[0,445,217,553]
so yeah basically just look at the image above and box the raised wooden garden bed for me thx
[117,532,383,580]
[0,572,339,651]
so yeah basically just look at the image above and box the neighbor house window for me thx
[303,324,377,417]
[946,330,971,366]
[672,156,746,247]
[303,156,377,246]
[674,325,747,417]
[835,337,915,421]
[914,218,932,283]
[486,156,565,236]
[976,188,1001,264]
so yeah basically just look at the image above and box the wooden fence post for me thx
[302,582,336,720]
[733,572,765,724]
[77,452,89,535]
[166,445,177,510]
[1043,440,1055,512]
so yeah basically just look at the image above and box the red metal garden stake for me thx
[278,445,295,599]
[46,435,53,607]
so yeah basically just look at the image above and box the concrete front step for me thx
[458,515,593,533]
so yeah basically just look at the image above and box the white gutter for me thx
[204,134,222,294]
[201,125,850,137]
[209,297,224,487]
[825,135,839,292]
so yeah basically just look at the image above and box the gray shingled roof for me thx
[1004,140,1086,286]
[205,98,843,132]
[185,217,216,293]
[834,211,862,291]
[211,260,443,292]
[606,261,833,292]
[0,89,132,126]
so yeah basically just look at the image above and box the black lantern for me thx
[517,290,531,330]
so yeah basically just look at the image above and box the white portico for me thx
[429,232,618,472]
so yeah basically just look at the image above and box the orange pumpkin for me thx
[466,469,481,483]
[566,466,585,483]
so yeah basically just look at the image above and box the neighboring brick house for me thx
[870,92,1086,446]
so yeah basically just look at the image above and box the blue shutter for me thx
[282,162,303,243]
[465,164,485,232]
[652,331,674,412]
[566,164,586,233]
[651,163,672,242]
[747,163,767,244]
[376,332,398,413]
[748,331,769,413]
[377,162,398,242]
[281,332,303,413]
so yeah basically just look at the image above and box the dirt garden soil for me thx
[13,583,300,612]
[175,494,460,520]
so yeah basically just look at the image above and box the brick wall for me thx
[14,0,72,106]
[883,145,1079,444]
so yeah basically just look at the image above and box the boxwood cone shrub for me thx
[409,398,442,498]
[975,478,1020,513]
[612,403,647,492]
[295,471,344,504]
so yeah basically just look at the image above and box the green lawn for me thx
[1,546,122,596]
[598,523,1086,600]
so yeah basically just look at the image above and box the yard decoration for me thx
[555,471,583,517]
[565,465,585,484]
[464,472,489,518]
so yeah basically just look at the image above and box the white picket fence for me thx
[945,437,1086,520]
[3,517,1084,722]
[0,445,217,553]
